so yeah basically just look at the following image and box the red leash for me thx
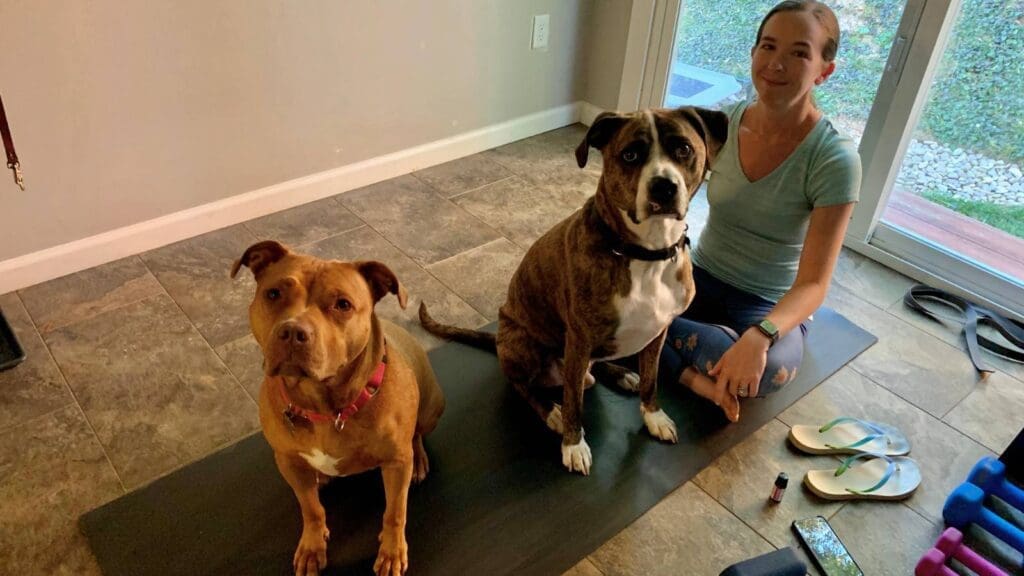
[0,93,24,191]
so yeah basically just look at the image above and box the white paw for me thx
[545,404,564,435]
[616,371,640,392]
[561,436,593,475]
[642,406,678,443]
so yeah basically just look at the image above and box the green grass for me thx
[674,0,1023,163]
[921,191,1024,239]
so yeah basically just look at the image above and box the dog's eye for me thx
[265,288,281,301]
[335,298,352,311]
[672,144,693,160]
[622,150,640,163]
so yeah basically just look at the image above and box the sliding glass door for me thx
[858,0,1023,314]
[632,0,1022,319]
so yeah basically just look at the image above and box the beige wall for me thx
[583,0,633,111]
[0,0,588,261]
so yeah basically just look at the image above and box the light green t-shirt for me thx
[692,101,862,302]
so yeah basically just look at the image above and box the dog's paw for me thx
[615,371,641,392]
[641,406,678,444]
[561,436,593,475]
[412,439,430,483]
[545,404,564,435]
[293,525,329,575]
[412,459,429,484]
[374,532,409,576]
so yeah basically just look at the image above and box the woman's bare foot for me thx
[681,367,740,422]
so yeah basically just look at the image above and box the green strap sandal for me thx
[804,452,921,501]
[789,416,911,456]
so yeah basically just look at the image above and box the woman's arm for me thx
[759,201,855,338]
[710,201,855,398]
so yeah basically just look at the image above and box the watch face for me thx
[758,319,779,342]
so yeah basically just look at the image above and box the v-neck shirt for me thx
[691,101,861,302]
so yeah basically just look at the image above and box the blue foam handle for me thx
[944,482,1024,553]
[969,456,1024,511]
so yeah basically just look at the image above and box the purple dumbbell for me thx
[915,548,958,576]
[944,483,1024,553]
[968,456,1024,511]
[935,527,1007,576]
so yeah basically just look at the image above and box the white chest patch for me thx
[300,448,342,476]
[606,259,688,360]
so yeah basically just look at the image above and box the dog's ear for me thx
[680,106,729,166]
[357,261,408,309]
[575,112,629,168]
[231,240,290,280]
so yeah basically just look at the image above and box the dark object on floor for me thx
[0,307,25,371]
[719,547,807,576]
[80,307,875,576]
[1001,427,1024,484]
[903,284,1024,377]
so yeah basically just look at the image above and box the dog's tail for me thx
[418,302,497,353]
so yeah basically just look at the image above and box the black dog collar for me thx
[595,215,690,262]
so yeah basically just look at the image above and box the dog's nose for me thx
[275,320,313,347]
[649,177,678,204]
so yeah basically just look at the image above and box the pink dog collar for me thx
[280,342,387,432]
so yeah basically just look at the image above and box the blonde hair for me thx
[755,0,841,62]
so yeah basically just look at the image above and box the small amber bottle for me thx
[769,472,788,504]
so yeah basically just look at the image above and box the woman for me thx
[660,0,861,422]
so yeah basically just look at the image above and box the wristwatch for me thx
[754,318,780,346]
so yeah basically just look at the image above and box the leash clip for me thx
[8,161,23,191]
[282,405,299,432]
[334,413,346,432]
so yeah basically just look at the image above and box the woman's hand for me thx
[708,329,771,400]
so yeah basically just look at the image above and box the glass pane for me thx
[881,0,1024,286]
[666,0,905,147]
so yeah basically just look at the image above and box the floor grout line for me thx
[692,481,779,552]
[843,362,996,459]
[12,291,130,494]
[137,254,260,409]
[293,223,369,253]
[0,400,78,438]
[832,284,991,424]
[444,174,518,201]
[122,428,262,493]
[420,239,514,322]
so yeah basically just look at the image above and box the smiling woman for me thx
[658,0,861,422]
[663,0,1024,316]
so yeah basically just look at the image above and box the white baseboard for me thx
[0,102,590,294]
[579,101,606,126]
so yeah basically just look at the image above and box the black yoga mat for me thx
[81,307,875,576]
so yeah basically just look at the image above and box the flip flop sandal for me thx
[789,416,911,456]
[805,453,921,501]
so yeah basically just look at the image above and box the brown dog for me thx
[420,107,726,475]
[232,241,444,576]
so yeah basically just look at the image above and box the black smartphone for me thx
[791,515,863,576]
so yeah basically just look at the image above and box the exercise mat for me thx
[81,307,875,576]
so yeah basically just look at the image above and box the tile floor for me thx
[1,124,1022,575]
